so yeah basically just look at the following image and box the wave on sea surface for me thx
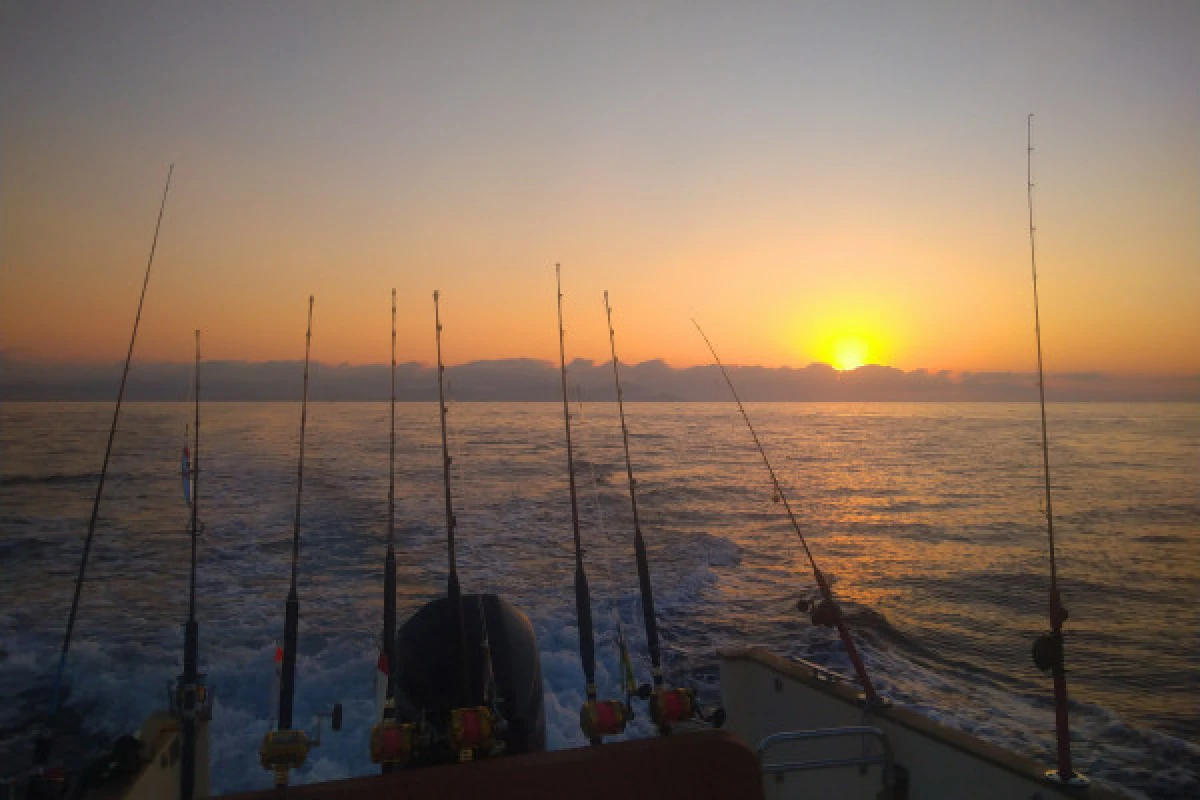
[2,402,1197,797]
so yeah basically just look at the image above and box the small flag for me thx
[374,647,390,715]
[269,645,283,720]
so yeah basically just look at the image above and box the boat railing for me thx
[792,655,854,686]
[757,725,895,791]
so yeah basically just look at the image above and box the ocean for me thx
[1,401,1197,797]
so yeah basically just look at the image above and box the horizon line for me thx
[2,353,1197,379]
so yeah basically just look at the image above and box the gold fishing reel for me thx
[260,729,310,788]
[260,703,342,786]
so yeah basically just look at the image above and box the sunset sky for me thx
[1,2,1197,375]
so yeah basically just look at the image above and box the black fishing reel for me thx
[1033,590,1069,671]
[797,594,840,628]
[1032,632,1064,672]
[170,673,214,724]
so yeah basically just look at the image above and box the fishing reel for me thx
[1032,591,1069,672]
[449,706,497,761]
[1032,632,1064,672]
[370,700,416,766]
[581,698,631,740]
[260,703,342,787]
[797,592,840,628]
[649,687,697,730]
[260,729,310,788]
[170,673,213,723]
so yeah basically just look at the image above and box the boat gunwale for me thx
[720,647,1129,799]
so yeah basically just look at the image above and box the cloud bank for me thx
[1,356,1195,402]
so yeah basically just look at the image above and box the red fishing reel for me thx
[580,699,630,740]
[370,718,415,765]
[449,706,495,760]
[650,687,696,728]
[370,699,415,765]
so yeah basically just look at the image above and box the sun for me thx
[801,312,893,371]
[830,338,869,371]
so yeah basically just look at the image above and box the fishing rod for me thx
[44,165,174,731]
[278,295,313,733]
[260,295,338,789]
[692,320,879,705]
[555,266,627,744]
[179,329,202,800]
[603,293,698,734]
[424,292,508,764]
[379,289,399,771]
[1025,114,1086,787]
[603,292,663,687]
[433,290,472,710]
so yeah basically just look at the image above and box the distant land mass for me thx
[1,355,1196,402]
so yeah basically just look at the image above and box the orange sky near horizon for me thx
[2,3,1197,376]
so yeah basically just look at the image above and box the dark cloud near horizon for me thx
[1,356,1195,402]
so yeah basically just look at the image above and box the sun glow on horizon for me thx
[808,322,890,372]
[830,338,870,371]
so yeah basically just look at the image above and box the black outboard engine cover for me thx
[395,593,545,761]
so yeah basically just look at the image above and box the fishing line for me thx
[572,385,611,565]
[447,371,484,596]
[573,383,638,702]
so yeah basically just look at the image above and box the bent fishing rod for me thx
[434,290,472,710]
[556,267,627,744]
[692,320,879,704]
[46,164,174,733]
[1026,114,1085,787]
[605,293,699,734]
[180,329,202,800]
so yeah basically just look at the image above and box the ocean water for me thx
[0,401,1197,797]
